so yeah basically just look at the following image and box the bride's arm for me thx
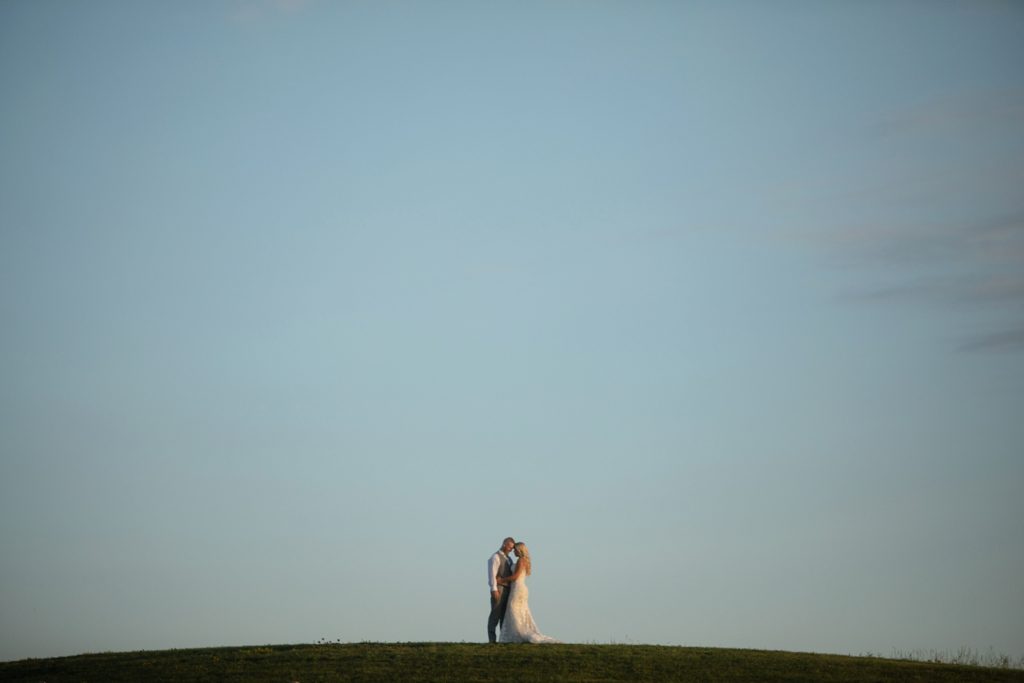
[500,561,525,585]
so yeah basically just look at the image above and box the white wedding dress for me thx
[500,576,560,644]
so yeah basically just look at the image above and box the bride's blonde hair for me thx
[514,542,532,575]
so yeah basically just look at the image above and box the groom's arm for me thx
[487,554,500,595]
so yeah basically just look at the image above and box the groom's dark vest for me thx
[498,552,513,586]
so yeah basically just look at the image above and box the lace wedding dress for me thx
[500,576,560,643]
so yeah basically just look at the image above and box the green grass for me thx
[2,643,1023,682]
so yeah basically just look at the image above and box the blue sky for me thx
[1,0,1022,662]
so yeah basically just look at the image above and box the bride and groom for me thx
[487,536,559,644]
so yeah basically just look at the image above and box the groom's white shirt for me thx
[488,551,508,592]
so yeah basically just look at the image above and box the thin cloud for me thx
[841,273,1024,307]
[823,209,1024,352]
[869,88,1024,139]
[969,211,1024,265]
[958,325,1024,354]
[820,210,1024,271]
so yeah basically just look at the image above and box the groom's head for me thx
[501,537,515,553]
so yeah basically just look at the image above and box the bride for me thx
[496,542,560,644]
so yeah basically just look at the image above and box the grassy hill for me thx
[2,642,1023,682]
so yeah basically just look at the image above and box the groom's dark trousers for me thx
[487,587,509,643]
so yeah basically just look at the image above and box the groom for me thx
[487,536,515,643]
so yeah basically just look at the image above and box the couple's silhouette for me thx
[487,537,559,644]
